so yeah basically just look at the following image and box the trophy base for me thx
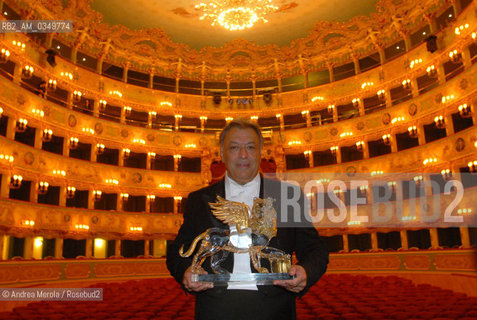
[191,273,295,286]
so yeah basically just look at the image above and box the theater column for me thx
[115,239,121,257]
[400,230,409,250]
[429,228,440,249]
[34,126,42,150]
[6,117,15,140]
[0,235,5,260]
[460,227,471,248]
[86,239,93,258]
[444,113,455,137]
[0,170,10,198]
[59,186,66,206]
[91,143,98,163]
[144,240,150,257]
[122,63,129,83]
[461,45,472,70]
[23,237,33,259]
[55,238,63,259]
[371,232,378,251]
[342,234,349,253]
[148,69,154,89]
[417,123,426,146]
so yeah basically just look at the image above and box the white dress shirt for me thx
[224,172,260,290]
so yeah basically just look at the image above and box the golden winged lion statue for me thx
[179,196,291,274]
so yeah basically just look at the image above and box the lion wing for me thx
[209,196,249,232]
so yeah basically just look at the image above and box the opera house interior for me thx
[0,0,476,318]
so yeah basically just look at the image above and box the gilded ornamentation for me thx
[356,121,365,131]
[459,78,469,90]
[382,112,391,125]
[94,122,104,135]
[23,151,34,165]
[65,263,91,279]
[455,138,465,152]
[68,114,77,127]
[172,135,182,146]
[434,254,477,271]
[303,131,312,142]
[408,103,417,116]
[330,127,338,136]
[23,0,444,80]
[147,133,155,142]
[131,173,143,184]
[403,255,431,270]
[120,129,129,138]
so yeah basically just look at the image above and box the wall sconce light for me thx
[355,141,364,151]
[160,101,172,107]
[449,50,461,63]
[352,98,360,107]
[147,194,156,202]
[52,169,66,176]
[159,183,172,189]
[99,99,107,110]
[468,160,477,173]
[75,224,90,230]
[300,110,309,118]
[22,220,35,227]
[149,111,157,120]
[105,179,118,185]
[409,58,422,69]
[371,171,384,176]
[339,132,353,138]
[123,148,130,159]
[455,23,470,35]
[377,90,385,100]
[330,146,339,155]
[441,95,454,104]
[66,186,76,199]
[21,65,34,79]
[361,82,373,89]
[133,138,145,144]
[16,118,28,132]
[275,114,282,119]
[31,108,44,117]
[73,90,82,103]
[0,154,14,163]
[225,117,233,122]
[473,32,476,40]
[408,125,418,138]
[124,106,132,116]
[423,157,437,165]
[328,105,335,113]
[426,65,437,77]
[359,185,368,195]
[413,175,423,185]
[38,181,49,194]
[129,226,143,232]
[82,127,95,135]
[96,143,105,155]
[120,193,129,202]
[0,106,3,117]
[47,79,57,91]
[402,79,411,90]
[458,104,471,118]
[304,150,311,159]
[382,134,391,145]
[69,137,79,149]
[174,154,182,165]
[93,190,102,202]
[148,152,156,159]
[0,48,10,63]
[60,72,73,80]
[42,129,53,142]
[311,96,324,102]
[434,115,445,128]
[10,175,23,189]
[109,90,122,98]
[441,169,452,180]
[174,196,182,201]
[12,40,26,50]
[174,114,182,120]
[387,181,396,192]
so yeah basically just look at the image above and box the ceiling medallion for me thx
[195,0,278,31]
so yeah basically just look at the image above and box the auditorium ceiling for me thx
[23,0,445,77]
[89,0,379,49]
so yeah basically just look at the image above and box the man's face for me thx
[221,127,262,185]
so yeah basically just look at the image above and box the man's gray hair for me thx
[219,119,264,149]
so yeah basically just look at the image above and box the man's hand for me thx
[273,265,307,293]
[182,266,213,292]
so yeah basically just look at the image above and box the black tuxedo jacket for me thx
[166,176,329,319]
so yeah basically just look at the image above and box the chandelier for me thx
[195,0,278,31]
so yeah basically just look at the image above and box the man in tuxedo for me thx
[167,119,328,320]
